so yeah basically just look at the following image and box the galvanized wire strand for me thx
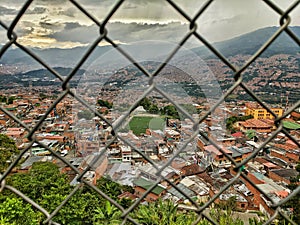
[6,0,33,40]
[68,90,113,128]
[76,136,118,182]
[0,0,299,224]
[278,208,298,225]
[278,100,300,121]
[151,23,197,78]
[235,126,283,171]
[62,31,108,90]
[5,185,52,222]
[0,141,34,183]
[265,0,300,46]
[104,36,152,78]
[43,184,83,224]
[263,209,279,225]
[0,105,30,132]
[26,90,69,140]
[0,21,17,58]
[69,0,101,26]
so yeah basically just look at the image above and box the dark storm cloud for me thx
[35,0,68,5]
[27,7,47,14]
[57,7,77,17]
[0,6,18,15]
[48,23,99,43]
[16,21,35,35]
[78,0,115,7]
[47,21,188,45]
[107,22,188,43]
[39,19,64,30]
[2,0,299,48]
[64,22,83,30]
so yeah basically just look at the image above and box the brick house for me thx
[133,177,166,202]
[268,169,299,185]
[203,145,233,168]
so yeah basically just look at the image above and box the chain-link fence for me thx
[0,0,300,224]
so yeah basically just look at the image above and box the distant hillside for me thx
[0,46,113,69]
[192,26,300,58]
[0,67,85,89]
[1,26,299,69]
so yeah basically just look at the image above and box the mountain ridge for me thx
[192,26,300,58]
[1,26,299,70]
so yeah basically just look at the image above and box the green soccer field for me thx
[129,116,165,135]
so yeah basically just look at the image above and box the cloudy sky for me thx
[0,0,299,49]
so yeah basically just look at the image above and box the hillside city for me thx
[1,0,300,221]
[0,63,299,224]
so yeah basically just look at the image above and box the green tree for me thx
[160,105,180,119]
[6,162,70,212]
[96,176,123,199]
[133,199,201,225]
[0,134,19,173]
[140,97,152,111]
[210,196,244,225]
[54,188,103,224]
[7,96,15,105]
[148,104,159,114]
[97,99,113,109]
[92,201,122,225]
[249,217,264,225]
[226,115,253,133]
[0,197,42,225]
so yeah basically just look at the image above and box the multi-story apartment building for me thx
[245,102,283,119]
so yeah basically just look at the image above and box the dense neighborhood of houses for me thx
[0,88,299,221]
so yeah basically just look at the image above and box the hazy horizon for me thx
[1,0,299,49]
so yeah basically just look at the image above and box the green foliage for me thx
[96,176,123,199]
[210,197,245,225]
[0,95,15,104]
[92,201,122,225]
[96,176,133,208]
[139,98,195,119]
[97,99,113,109]
[295,163,300,173]
[133,199,199,225]
[0,95,7,103]
[7,162,70,207]
[54,189,103,224]
[39,93,48,100]
[249,217,264,225]
[225,115,253,133]
[0,197,42,225]
[0,134,19,173]
[148,104,159,114]
[210,207,244,225]
[160,105,180,119]
[139,97,160,114]
[140,97,152,111]
[0,161,270,225]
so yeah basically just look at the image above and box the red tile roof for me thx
[241,119,272,128]
[204,145,232,156]
[232,132,243,137]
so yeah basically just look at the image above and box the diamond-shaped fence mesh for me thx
[0,0,299,225]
